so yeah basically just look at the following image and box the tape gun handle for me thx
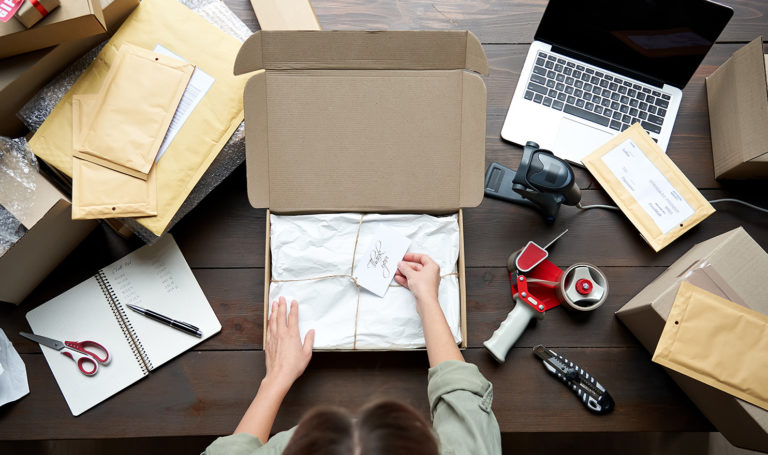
[484,299,539,363]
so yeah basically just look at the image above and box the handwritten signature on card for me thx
[367,241,391,278]
[354,226,410,297]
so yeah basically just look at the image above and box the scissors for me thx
[19,332,110,377]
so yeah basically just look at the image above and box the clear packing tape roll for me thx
[0,137,39,255]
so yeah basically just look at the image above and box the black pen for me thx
[126,304,202,337]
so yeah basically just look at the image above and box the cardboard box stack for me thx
[0,0,138,304]
[233,30,489,349]
[616,227,768,452]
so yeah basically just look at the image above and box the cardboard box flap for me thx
[239,30,488,213]
[242,69,486,212]
[234,30,489,75]
[707,36,768,172]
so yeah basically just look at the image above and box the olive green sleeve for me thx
[204,427,297,455]
[427,360,502,455]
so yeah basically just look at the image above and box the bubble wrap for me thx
[0,137,39,256]
[18,0,254,243]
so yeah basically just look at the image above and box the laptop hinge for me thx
[549,44,666,89]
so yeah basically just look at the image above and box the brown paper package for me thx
[73,43,194,180]
[653,282,768,411]
[71,93,157,219]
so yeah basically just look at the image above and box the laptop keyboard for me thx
[524,51,671,136]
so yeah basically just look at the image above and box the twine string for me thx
[270,214,456,349]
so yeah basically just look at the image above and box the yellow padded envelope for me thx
[653,282,768,411]
[74,43,194,180]
[30,0,248,235]
[72,94,157,219]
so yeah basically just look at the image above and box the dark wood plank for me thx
[466,266,660,349]
[3,265,657,354]
[307,0,768,45]
[0,348,711,440]
[170,176,768,270]
[464,188,768,268]
[2,268,265,354]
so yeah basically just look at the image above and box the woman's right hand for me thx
[395,252,441,309]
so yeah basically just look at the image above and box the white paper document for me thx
[601,138,695,234]
[354,226,410,297]
[152,44,216,162]
[269,213,461,350]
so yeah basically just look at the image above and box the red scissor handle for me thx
[61,340,111,376]
[61,350,98,376]
[65,340,110,364]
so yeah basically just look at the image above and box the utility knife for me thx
[533,344,614,415]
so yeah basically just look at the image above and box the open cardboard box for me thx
[616,227,768,452]
[233,30,489,350]
[706,36,768,179]
[0,168,97,305]
[0,0,106,59]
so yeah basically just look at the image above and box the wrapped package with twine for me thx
[268,213,462,350]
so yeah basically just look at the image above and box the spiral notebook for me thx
[26,234,221,416]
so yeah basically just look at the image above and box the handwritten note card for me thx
[355,226,411,297]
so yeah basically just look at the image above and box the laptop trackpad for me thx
[554,118,614,164]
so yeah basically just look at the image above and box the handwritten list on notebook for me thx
[26,234,220,416]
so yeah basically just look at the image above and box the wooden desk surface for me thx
[2,0,768,442]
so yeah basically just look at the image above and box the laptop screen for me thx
[535,0,733,88]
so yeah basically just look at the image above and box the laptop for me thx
[500,0,733,164]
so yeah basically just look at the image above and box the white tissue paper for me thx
[269,213,462,350]
[0,328,29,406]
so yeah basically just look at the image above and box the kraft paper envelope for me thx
[29,0,247,236]
[582,124,714,252]
[653,282,768,411]
[72,95,157,219]
[73,43,194,180]
[72,158,158,219]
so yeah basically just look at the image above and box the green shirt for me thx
[205,360,501,455]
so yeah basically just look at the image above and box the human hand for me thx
[395,252,441,308]
[264,296,315,388]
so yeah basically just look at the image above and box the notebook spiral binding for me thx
[95,270,153,375]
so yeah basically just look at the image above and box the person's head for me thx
[282,400,439,455]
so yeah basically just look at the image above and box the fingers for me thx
[289,300,299,332]
[276,296,287,328]
[267,300,278,340]
[303,329,315,357]
[398,260,416,279]
[394,274,408,288]
[402,252,434,266]
[402,252,423,264]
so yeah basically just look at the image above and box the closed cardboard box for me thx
[0,0,106,59]
[616,227,768,452]
[0,169,97,305]
[706,37,768,179]
[0,0,138,137]
[233,30,489,349]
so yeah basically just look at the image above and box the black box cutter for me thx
[533,345,614,415]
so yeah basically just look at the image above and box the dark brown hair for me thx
[282,401,439,455]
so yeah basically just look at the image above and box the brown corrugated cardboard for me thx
[234,30,488,349]
[0,0,106,59]
[0,172,97,305]
[616,227,768,452]
[0,0,139,137]
[706,37,768,179]
[15,0,61,29]
[250,0,320,30]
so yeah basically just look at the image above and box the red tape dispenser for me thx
[484,230,608,363]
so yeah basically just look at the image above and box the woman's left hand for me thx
[264,296,315,387]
